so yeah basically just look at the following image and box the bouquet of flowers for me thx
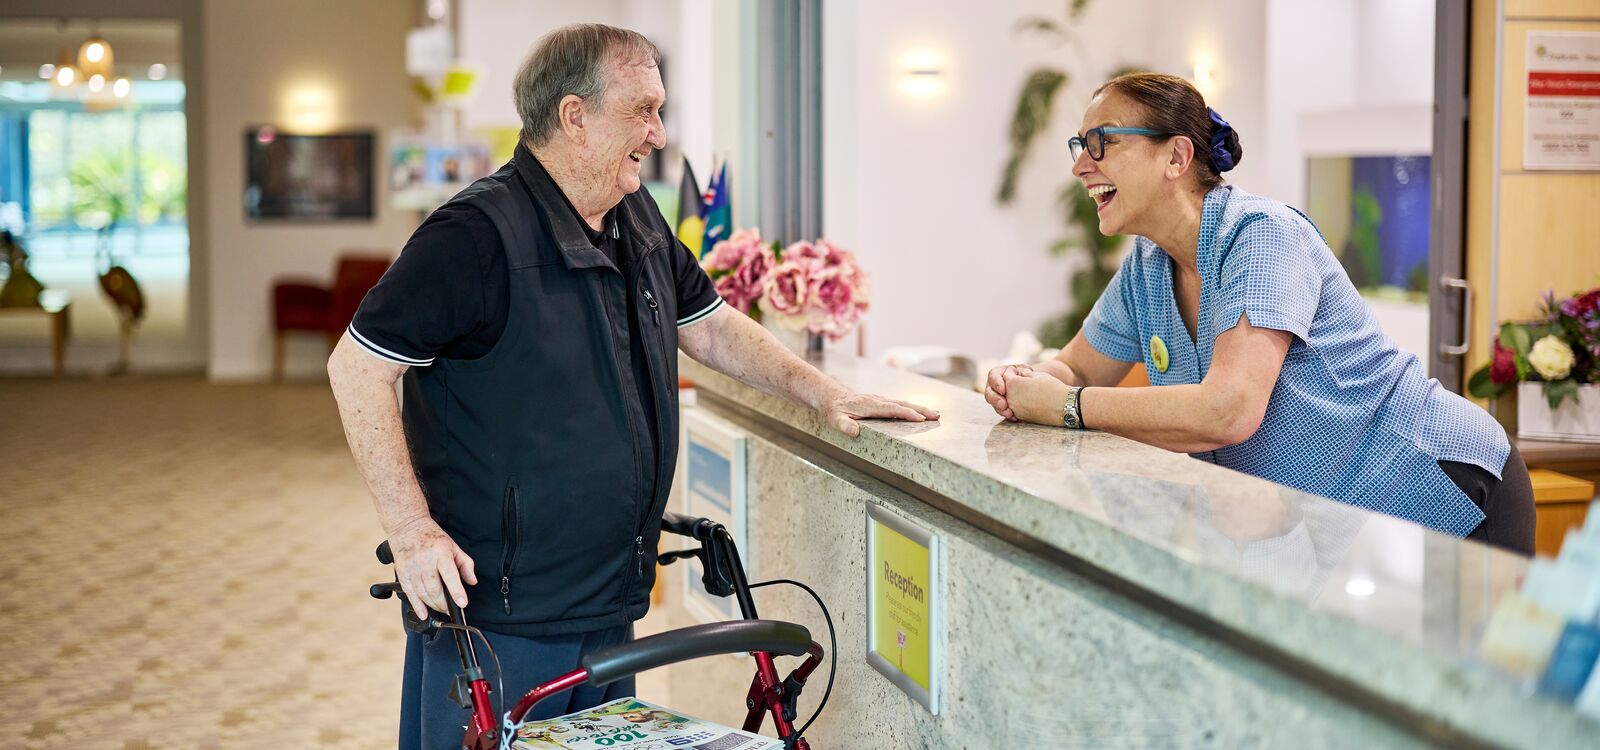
[699,228,871,342]
[1469,287,1600,408]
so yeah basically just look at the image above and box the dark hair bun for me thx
[1219,126,1243,171]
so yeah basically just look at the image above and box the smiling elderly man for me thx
[325,23,937,747]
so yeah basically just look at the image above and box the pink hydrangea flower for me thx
[759,259,812,328]
[700,229,773,314]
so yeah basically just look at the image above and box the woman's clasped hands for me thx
[984,363,1072,425]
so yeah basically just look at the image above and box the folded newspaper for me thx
[510,697,783,749]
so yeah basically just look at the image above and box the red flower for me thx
[1489,341,1518,385]
[1573,289,1600,317]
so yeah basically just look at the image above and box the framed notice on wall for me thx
[1524,31,1600,170]
[866,503,941,714]
[681,408,750,624]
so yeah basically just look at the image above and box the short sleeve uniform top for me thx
[1081,185,1509,537]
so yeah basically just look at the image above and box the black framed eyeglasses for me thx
[1068,126,1169,161]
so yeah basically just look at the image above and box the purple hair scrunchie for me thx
[1208,107,1236,173]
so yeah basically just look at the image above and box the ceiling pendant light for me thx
[112,77,132,99]
[52,49,80,90]
[77,34,114,79]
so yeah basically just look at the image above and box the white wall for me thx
[824,0,1275,360]
[1141,0,1270,196]
[457,0,627,134]
[192,0,1440,377]
[455,0,734,211]
[824,0,1436,363]
[203,0,420,380]
[823,0,1142,360]
[1263,0,1434,206]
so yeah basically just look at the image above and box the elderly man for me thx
[326,23,936,746]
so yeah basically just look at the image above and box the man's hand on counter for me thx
[822,393,941,438]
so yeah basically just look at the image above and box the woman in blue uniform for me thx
[986,72,1534,553]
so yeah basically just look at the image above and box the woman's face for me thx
[1071,91,1178,237]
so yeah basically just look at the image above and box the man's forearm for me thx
[327,337,432,536]
[680,307,850,412]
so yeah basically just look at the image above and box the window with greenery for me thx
[26,108,187,234]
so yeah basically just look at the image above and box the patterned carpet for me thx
[0,376,404,748]
[0,376,673,749]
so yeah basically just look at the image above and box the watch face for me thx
[1063,391,1082,429]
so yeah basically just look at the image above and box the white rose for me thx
[1528,335,1575,381]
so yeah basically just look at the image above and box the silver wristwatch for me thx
[1062,386,1084,430]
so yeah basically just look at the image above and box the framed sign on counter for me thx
[866,503,941,714]
[681,408,750,624]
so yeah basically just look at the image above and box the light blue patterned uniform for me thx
[1081,186,1509,537]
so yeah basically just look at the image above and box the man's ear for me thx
[1167,136,1196,181]
[557,94,587,144]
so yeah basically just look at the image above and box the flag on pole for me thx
[700,161,731,253]
[675,157,706,259]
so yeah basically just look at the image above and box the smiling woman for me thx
[985,72,1534,555]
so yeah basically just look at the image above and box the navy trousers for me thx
[397,615,635,750]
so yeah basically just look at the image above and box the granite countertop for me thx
[683,352,1600,746]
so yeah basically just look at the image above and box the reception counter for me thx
[655,353,1600,747]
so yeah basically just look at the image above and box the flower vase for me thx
[1517,382,1600,444]
[763,319,813,359]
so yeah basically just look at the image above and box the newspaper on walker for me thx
[510,697,783,749]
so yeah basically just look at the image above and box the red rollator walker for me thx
[370,511,836,749]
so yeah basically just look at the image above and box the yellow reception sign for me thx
[866,504,940,713]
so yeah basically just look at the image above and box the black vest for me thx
[402,146,685,636]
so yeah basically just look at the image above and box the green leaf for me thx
[996,68,1068,204]
[1069,268,1103,302]
[1047,237,1079,257]
[1014,17,1065,40]
[1501,323,1533,356]
[1544,378,1579,409]
[1467,366,1506,399]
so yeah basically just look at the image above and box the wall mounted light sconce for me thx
[1193,56,1216,98]
[283,83,337,134]
[898,49,948,100]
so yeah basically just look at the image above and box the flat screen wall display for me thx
[244,128,375,221]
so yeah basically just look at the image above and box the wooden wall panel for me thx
[1506,0,1600,20]
[1496,174,1600,321]
[1465,4,1600,390]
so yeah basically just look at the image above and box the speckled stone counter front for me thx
[652,354,1599,748]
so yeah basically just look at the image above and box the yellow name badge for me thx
[1150,335,1170,373]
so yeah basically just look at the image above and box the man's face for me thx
[581,55,667,200]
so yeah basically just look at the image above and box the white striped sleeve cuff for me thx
[347,325,435,367]
[676,297,724,328]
